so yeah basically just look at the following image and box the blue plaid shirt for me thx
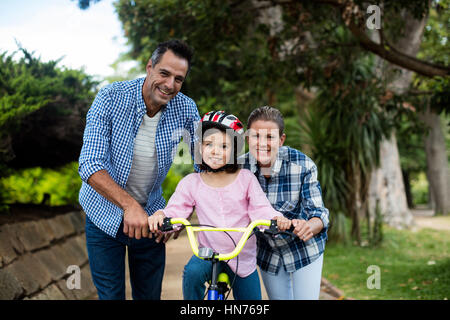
[241,146,329,275]
[78,77,200,237]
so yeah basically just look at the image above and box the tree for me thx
[320,0,449,77]
[301,54,395,242]
[78,0,448,236]
[414,76,450,215]
[0,47,98,171]
[413,1,450,215]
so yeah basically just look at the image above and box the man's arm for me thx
[79,89,149,240]
[88,170,150,239]
[87,169,135,209]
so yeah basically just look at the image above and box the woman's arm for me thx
[299,163,330,236]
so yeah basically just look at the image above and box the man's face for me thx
[143,50,189,109]
[247,120,286,168]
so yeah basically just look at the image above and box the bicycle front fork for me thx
[207,259,229,300]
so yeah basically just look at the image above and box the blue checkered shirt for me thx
[78,77,200,237]
[241,146,329,275]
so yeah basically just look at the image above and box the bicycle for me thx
[159,217,294,300]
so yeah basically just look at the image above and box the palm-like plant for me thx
[301,57,395,244]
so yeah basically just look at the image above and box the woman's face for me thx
[247,120,286,168]
[201,129,233,170]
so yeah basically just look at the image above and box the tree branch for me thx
[347,20,449,77]
[313,0,450,77]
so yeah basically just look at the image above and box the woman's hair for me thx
[247,106,284,136]
[195,122,243,173]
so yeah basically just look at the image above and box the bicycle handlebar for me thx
[159,218,294,261]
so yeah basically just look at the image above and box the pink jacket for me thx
[162,169,281,277]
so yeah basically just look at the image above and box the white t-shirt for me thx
[125,111,161,205]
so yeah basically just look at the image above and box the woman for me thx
[241,106,330,300]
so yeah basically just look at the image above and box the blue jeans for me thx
[85,216,165,300]
[182,255,262,300]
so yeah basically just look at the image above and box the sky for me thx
[0,0,137,79]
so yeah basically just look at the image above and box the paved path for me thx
[411,208,450,232]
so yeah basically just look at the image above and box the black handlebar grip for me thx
[159,217,174,232]
[288,224,296,233]
[264,219,296,238]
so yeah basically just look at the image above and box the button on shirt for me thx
[78,77,200,237]
[241,146,330,275]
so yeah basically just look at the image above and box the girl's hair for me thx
[195,122,243,173]
[247,106,284,136]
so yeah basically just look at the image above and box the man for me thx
[78,40,199,300]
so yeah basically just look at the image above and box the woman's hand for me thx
[273,215,291,231]
[292,218,324,242]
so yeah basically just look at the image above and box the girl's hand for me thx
[273,215,291,231]
[292,219,314,242]
[148,210,166,235]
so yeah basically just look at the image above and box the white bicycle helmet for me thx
[200,110,244,135]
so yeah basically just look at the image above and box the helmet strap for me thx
[201,161,234,173]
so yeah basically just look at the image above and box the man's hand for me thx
[87,170,151,240]
[153,229,183,244]
[123,201,150,239]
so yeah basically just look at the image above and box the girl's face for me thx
[247,120,286,168]
[201,129,233,170]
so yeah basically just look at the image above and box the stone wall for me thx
[0,211,96,300]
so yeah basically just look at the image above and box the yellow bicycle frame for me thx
[168,218,272,261]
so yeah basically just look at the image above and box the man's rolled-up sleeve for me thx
[78,90,111,183]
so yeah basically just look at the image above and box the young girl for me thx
[148,110,291,300]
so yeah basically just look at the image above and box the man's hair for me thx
[247,106,285,136]
[150,39,193,72]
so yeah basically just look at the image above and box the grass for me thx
[322,223,450,300]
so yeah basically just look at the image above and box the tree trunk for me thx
[419,107,450,215]
[369,133,415,228]
[402,169,414,208]
[348,162,362,243]
[368,8,429,229]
